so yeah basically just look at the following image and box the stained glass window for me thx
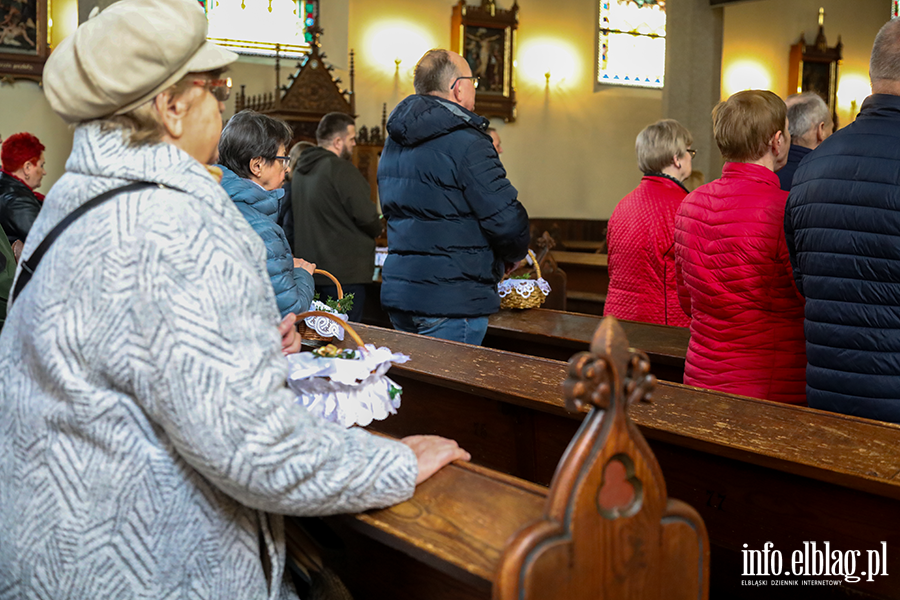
[204,0,311,58]
[893,0,899,18]
[597,0,666,89]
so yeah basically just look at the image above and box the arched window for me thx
[204,0,316,58]
[596,0,666,89]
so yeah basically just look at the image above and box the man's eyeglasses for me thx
[451,75,479,90]
[193,77,233,102]
[685,148,697,158]
[273,156,291,169]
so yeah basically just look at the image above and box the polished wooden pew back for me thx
[344,323,900,599]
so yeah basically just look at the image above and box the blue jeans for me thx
[389,311,489,345]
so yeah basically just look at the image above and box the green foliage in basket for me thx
[509,273,537,280]
[311,344,359,360]
[313,292,355,315]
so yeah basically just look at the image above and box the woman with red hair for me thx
[0,132,46,244]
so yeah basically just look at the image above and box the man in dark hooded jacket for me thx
[292,113,382,322]
[785,18,900,423]
[376,49,530,345]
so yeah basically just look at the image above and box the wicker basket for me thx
[288,311,409,428]
[299,269,347,343]
[498,249,551,310]
[295,309,363,348]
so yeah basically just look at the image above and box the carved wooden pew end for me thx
[494,316,709,600]
[299,317,709,599]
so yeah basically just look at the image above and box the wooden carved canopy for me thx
[494,316,710,600]
[234,26,386,200]
[235,26,354,142]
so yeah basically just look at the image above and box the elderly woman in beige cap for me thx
[0,0,468,598]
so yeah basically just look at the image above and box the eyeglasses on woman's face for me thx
[685,148,697,158]
[273,156,291,170]
[193,77,233,102]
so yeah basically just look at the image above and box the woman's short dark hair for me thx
[218,110,293,178]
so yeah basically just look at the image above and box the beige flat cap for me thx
[44,0,238,124]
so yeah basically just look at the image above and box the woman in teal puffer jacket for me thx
[217,110,316,317]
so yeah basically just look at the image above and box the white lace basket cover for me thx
[287,345,410,428]
[497,277,551,299]
[304,301,347,341]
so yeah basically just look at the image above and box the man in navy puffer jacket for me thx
[785,18,900,423]
[377,49,530,345]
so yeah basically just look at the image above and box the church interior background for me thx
[0,0,890,220]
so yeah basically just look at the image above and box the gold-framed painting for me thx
[0,0,49,81]
[451,0,518,123]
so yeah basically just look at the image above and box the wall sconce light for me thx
[837,73,870,123]
[364,21,437,78]
[518,38,579,89]
[722,59,772,97]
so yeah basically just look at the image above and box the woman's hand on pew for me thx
[401,435,471,485]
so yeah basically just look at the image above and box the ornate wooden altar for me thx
[788,9,842,127]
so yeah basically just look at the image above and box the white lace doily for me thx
[287,345,410,428]
[304,301,348,341]
[498,277,551,299]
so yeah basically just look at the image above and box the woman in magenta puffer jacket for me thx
[674,90,806,404]
[605,119,694,327]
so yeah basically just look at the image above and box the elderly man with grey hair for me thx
[785,17,900,423]
[777,92,833,190]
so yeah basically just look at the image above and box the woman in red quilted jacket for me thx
[674,90,806,404]
[605,119,694,327]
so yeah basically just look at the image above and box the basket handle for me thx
[501,248,541,282]
[313,269,343,299]
[295,310,365,348]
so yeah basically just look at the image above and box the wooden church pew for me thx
[338,323,900,599]
[291,318,708,600]
[483,307,688,381]
[549,250,608,314]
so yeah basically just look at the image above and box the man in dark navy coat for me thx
[376,49,530,345]
[785,18,900,423]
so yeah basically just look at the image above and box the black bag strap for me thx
[11,181,158,305]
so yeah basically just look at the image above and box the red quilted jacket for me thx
[673,162,806,404]
[604,175,690,327]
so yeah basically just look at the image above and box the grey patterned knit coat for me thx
[0,124,417,600]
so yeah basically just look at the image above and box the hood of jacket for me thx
[217,164,283,219]
[386,95,489,147]
[296,145,338,176]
